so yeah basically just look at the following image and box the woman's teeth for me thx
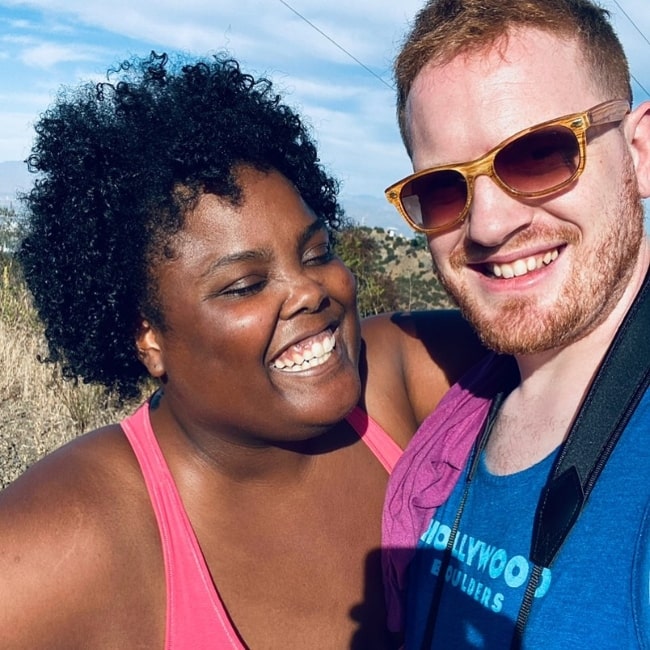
[271,331,335,372]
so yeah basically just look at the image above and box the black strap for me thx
[420,371,518,650]
[530,268,650,569]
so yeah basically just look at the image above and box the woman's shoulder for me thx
[361,309,482,357]
[2,421,140,502]
[0,420,156,553]
[360,310,487,446]
[0,421,162,646]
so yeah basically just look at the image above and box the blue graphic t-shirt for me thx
[405,389,650,650]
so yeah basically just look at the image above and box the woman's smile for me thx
[270,327,336,372]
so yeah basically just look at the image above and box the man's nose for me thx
[466,175,535,247]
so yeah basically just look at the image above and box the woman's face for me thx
[139,166,361,446]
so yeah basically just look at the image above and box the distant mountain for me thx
[336,192,408,233]
[0,161,32,205]
[0,160,31,190]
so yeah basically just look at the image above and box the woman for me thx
[0,52,483,648]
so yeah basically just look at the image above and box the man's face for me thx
[405,28,646,355]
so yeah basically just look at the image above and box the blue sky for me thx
[0,0,649,231]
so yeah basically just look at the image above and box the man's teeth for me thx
[271,332,335,372]
[491,249,559,279]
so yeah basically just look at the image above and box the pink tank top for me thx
[121,402,402,649]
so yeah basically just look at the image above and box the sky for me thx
[0,0,649,231]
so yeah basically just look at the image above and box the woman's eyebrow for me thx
[201,220,327,277]
[298,219,328,249]
[201,248,273,278]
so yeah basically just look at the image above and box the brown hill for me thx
[337,225,452,315]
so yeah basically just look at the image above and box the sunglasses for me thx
[385,99,630,234]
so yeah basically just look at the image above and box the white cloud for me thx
[19,41,102,67]
[6,17,31,28]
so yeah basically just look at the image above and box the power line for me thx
[278,0,649,99]
[611,0,650,98]
[612,0,650,48]
[277,0,393,91]
[631,74,649,99]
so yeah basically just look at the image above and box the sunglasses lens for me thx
[399,169,468,231]
[495,125,580,193]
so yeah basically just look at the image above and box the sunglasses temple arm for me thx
[587,100,630,127]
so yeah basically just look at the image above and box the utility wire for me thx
[611,0,650,98]
[612,0,650,48]
[278,0,649,99]
[277,0,393,90]
[631,72,649,99]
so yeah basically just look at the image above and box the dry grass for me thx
[0,258,136,489]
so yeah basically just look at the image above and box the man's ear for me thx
[625,100,650,198]
[136,319,165,378]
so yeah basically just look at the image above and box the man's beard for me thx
[434,166,645,355]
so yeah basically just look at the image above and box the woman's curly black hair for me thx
[19,51,344,400]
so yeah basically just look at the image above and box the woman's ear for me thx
[625,100,650,198]
[136,319,165,378]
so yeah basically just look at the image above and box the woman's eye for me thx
[219,278,267,298]
[304,242,334,265]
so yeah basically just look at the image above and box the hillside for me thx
[337,225,452,315]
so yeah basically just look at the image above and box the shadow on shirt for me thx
[352,547,516,650]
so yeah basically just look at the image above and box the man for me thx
[382,0,650,647]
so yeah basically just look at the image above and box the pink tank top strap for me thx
[121,402,246,650]
[345,406,403,473]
